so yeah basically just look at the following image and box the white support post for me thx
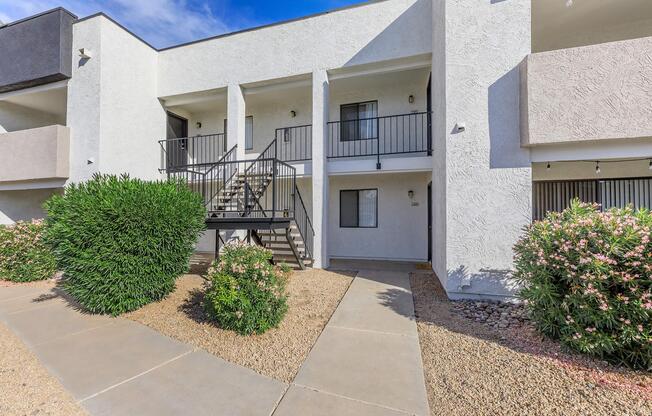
[312,70,329,269]
[227,83,246,160]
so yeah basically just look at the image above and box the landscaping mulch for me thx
[126,269,354,382]
[0,322,86,416]
[410,271,652,416]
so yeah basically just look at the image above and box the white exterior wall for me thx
[328,172,430,262]
[432,0,532,299]
[68,16,165,183]
[0,188,62,225]
[157,0,432,97]
[0,101,62,133]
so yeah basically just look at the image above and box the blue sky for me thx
[0,0,365,48]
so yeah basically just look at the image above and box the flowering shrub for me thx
[204,242,289,335]
[0,219,56,282]
[514,200,651,370]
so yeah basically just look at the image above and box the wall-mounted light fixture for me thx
[595,161,601,175]
[408,190,414,199]
[290,110,297,118]
[196,122,202,129]
[455,122,466,133]
[79,48,92,59]
[408,95,415,104]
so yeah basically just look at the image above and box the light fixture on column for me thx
[648,160,652,170]
[546,163,551,171]
[408,95,415,104]
[196,122,202,129]
[408,190,414,199]
[595,161,601,175]
[290,110,297,118]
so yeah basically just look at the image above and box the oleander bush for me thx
[513,200,651,370]
[0,219,57,282]
[44,174,205,315]
[204,242,289,335]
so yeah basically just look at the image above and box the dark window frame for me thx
[339,100,379,142]
[339,188,378,228]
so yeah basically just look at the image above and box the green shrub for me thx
[513,200,651,370]
[204,242,289,335]
[0,219,56,282]
[44,174,205,315]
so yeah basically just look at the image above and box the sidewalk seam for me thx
[78,349,194,403]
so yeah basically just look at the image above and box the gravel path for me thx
[126,269,354,382]
[410,272,652,416]
[0,322,86,416]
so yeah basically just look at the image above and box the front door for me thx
[166,112,188,170]
[428,181,432,262]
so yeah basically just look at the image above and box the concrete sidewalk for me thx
[0,285,286,416]
[0,267,429,416]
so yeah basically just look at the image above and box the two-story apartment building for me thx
[1,0,650,299]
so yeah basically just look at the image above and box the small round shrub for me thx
[0,219,56,282]
[204,242,289,335]
[513,200,651,370]
[44,174,206,315]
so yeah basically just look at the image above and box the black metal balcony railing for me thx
[275,125,313,162]
[327,112,431,161]
[159,133,227,172]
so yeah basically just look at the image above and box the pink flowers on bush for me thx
[0,219,57,282]
[513,200,651,370]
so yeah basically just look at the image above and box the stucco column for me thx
[432,0,532,299]
[312,70,329,269]
[227,83,246,160]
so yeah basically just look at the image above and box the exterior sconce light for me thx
[79,48,92,59]
[196,122,202,129]
[455,122,466,133]
[408,95,415,104]
[648,160,652,171]
[546,163,551,171]
[290,110,297,118]
[595,161,601,175]
[408,190,414,199]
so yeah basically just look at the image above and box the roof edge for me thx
[0,7,77,29]
[75,0,389,52]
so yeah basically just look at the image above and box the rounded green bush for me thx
[204,242,289,335]
[44,174,206,315]
[0,220,56,282]
[513,200,651,370]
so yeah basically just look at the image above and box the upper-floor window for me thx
[245,116,254,150]
[340,101,378,141]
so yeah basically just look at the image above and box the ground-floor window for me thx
[340,189,378,228]
[533,177,652,221]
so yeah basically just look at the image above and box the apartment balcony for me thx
[273,112,432,165]
[0,8,76,93]
[520,36,652,147]
[0,125,70,184]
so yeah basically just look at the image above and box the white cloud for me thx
[0,0,234,48]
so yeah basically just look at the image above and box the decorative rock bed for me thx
[451,300,529,329]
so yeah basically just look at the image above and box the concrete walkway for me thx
[0,266,429,416]
[277,267,430,416]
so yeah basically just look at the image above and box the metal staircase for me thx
[162,138,314,269]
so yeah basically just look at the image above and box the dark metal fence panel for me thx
[275,125,312,162]
[159,133,226,171]
[327,112,431,159]
[533,178,652,221]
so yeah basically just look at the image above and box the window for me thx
[245,116,253,150]
[340,189,378,228]
[340,101,378,141]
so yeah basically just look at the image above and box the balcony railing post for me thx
[376,116,381,169]
[427,112,432,156]
[272,159,277,219]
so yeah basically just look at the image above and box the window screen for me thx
[340,189,377,228]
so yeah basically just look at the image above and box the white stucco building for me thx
[1,0,651,299]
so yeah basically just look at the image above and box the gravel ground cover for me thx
[411,271,652,416]
[126,269,354,382]
[452,300,529,329]
[0,322,86,416]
